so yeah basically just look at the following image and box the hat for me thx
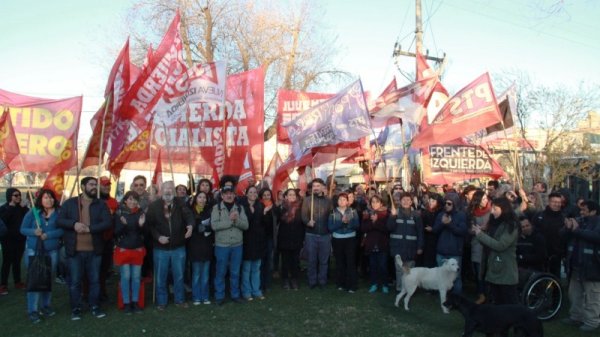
[221,185,234,193]
[6,187,19,201]
[99,176,111,186]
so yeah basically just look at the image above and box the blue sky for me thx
[1,0,599,141]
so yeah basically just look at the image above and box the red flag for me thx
[151,149,163,187]
[116,12,185,127]
[108,122,153,177]
[369,77,436,128]
[263,152,283,192]
[0,107,19,177]
[43,166,65,200]
[235,152,255,196]
[415,51,449,129]
[410,73,503,149]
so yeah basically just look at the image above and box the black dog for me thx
[443,293,544,337]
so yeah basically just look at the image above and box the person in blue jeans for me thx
[211,177,248,305]
[20,189,63,323]
[146,181,194,310]
[241,186,266,300]
[57,177,112,320]
[301,179,333,289]
[113,191,146,314]
[187,191,214,305]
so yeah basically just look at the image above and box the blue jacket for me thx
[561,215,600,281]
[57,196,112,257]
[327,207,359,239]
[433,210,468,256]
[20,209,63,251]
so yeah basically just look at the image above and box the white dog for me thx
[394,255,459,314]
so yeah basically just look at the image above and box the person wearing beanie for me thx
[433,192,468,295]
[0,187,29,295]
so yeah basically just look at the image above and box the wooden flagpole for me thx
[162,123,176,183]
[96,93,112,198]
[183,111,195,194]
[328,148,339,198]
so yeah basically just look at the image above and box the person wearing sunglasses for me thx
[0,188,29,295]
[432,192,468,295]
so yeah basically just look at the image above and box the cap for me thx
[99,176,111,186]
[221,185,234,193]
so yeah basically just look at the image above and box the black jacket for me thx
[276,203,305,251]
[114,207,145,249]
[532,207,565,258]
[57,196,112,256]
[0,203,28,242]
[187,205,214,262]
[146,198,195,250]
[516,230,547,271]
[242,200,267,260]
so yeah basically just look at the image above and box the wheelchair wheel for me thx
[521,273,562,321]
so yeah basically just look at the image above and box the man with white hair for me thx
[146,181,195,310]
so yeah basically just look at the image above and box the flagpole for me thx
[500,120,522,187]
[148,136,155,199]
[183,110,195,194]
[17,157,40,228]
[328,148,339,198]
[310,158,314,223]
[96,93,112,198]
[162,123,176,183]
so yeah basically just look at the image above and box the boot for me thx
[475,293,486,305]
[282,279,290,290]
[291,279,299,290]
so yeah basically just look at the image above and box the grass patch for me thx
[0,271,576,337]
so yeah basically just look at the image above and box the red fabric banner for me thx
[119,68,265,181]
[410,73,503,149]
[109,122,153,176]
[115,12,185,128]
[0,107,20,177]
[415,51,449,129]
[82,39,137,168]
[276,90,334,144]
[0,88,82,172]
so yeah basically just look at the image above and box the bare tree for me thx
[126,0,349,139]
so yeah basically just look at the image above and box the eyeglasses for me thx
[134,183,145,187]
[445,202,453,206]
[12,194,21,197]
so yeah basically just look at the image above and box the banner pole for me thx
[500,120,522,187]
[183,111,195,194]
[162,123,176,183]
[328,148,339,198]
[96,93,112,198]
[17,157,41,228]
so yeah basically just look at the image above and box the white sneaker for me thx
[203,300,211,305]
[193,301,202,306]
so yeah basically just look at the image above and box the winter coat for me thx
[301,193,332,236]
[146,198,195,250]
[187,205,214,262]
[386,208,424,261]
[327,207,359,239]
[242,201,267,260]
[360,208,389,254]
[561,215,600,281]
[476,221,519,285]
[532,207,565,258]
[211,201,249,247]
[114,206,145,249]
[433,209,468,256]
[276,202,305,251]
[57,196,112,257]
[20,208,63,251]
[516,230,547,271]
[0,202,28,243]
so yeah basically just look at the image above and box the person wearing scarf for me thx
[276,189,304,290]
[467,190,491,304]
[114,191,146,314]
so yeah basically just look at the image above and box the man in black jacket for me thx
[146,181,194,310]
[560,200,600,332]
[516,216,547,272]
[0,188,28,295]
[57,177,112,320]
[532,192,565,279]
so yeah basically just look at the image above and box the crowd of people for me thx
[0,175,598,333]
